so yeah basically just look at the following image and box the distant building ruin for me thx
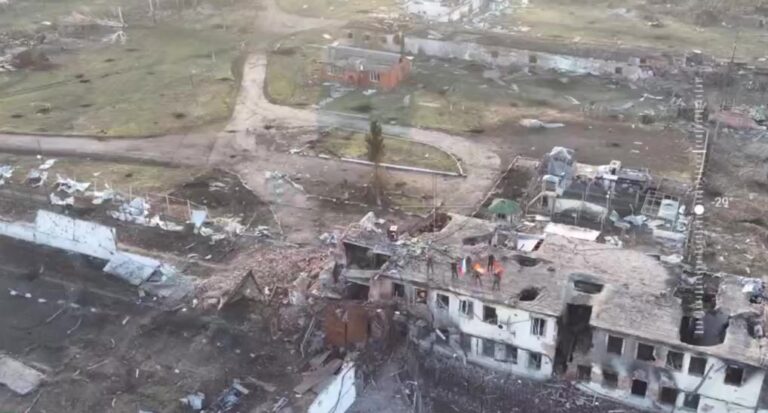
[322,45,411,92]
[405,0,488,23]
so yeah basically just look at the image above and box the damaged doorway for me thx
[555,304,593,374]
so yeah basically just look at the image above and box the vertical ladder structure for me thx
[689,74,709,339]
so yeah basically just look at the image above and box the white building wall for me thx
[576,329,766,413]
[377,37,652,80]
[427,288,557,379]
[669,354,765,410]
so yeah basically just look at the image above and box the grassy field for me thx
[0,0,266,137]
[266,44,325,106]
[0,154,201,193]
[276,0,397,19]
[0,26,238,136]
[502,0,768,61]
[264,42,651,134]
[315,129,459,173]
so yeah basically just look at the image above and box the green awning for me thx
[488,198,521,216]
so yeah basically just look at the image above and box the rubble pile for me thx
[195,245,329,308]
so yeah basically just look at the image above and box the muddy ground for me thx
[0,237,314,413]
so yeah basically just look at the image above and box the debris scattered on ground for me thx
[0,165,14,186]
[0,356,45,395]
[210,380,250,412]
[518,118,565,129]
[180,392,205,410]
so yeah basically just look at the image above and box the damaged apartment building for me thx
[334,212,768,413]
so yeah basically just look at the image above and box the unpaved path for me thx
[0,0,501,243]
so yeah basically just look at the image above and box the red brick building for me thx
[322,45,411,91]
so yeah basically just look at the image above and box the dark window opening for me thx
[689,356,707,376]
[380,36,387,43]
[725,365,744,386]
[603,370,618,388]
[483,305,498,324]
[577,365,592,381]
[529,55,538,64]
[615,66,623,75]
[482,339,495,357]
[660,387,678,405]
[460,333,472,352]
[459,299,473,317]
[344,283,369,300]
[636,343,656,361]
[519,287,540,301]
[490,50,499,58]
[666,350,683,370]
[683,393,700,410]
[607,335,623,355]
[573,279,604,294]
[639,57,648,64]
[343,242,389,270]
[363,34,370,41]
[631,379,648,397]
[531,317,547,337]
[436,293,450,310]
[462,233,493,246]
[415,288,427,304]
[506,345,518,363]
[347,32,354,38]
[393,282,405,298]
[529,353,542,370]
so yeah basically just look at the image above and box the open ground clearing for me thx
[311,128,460,173]
[275,0,397,19]
[493,0,768,61]
[0,0,267,137]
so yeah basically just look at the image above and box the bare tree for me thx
[366,120,386,206]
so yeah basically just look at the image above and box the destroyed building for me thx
[336,212,768,413]
[405,0,489,23]
[525,146,688,250]
[322,45,411,91]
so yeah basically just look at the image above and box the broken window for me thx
[683,393,700,410]
[577,365,592,381]
[688,356,707,377]
[482,338,495,358]
[572,279,603,294]
[531,317,546,337]
[528,353,542,370]
[666,350,683,370]
[529,54,538,64]
[631,379,648,397]
[636,343,655,361]
[483,305,498,324]
[602,370,618,388]
[436,293,450,310]
[660,387,678,405]
[415,288,427,304]
[392,282,405,298]
[505,345,518,364]
[607,335,623,355]
[725,365,744,386]
[460,333,472,352]
[459,299,474,318]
